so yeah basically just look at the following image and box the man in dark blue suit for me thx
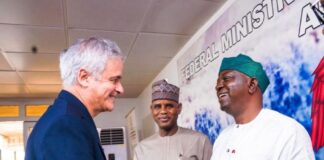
[25,37,125,160]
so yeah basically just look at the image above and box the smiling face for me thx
[87,57,124,114]
[215,70,250,116]
[151,99,181,132]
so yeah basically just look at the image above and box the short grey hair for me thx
[60,37,124,87]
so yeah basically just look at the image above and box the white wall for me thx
[94,98,137,128]
[94,98,137,160]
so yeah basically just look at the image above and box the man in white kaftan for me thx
[212,54,315,160]
[211,108,314,160]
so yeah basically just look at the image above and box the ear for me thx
[177,103,182,114]
[77,68,90,88]
[248,78,258,94]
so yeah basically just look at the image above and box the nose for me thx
[159,105,167,114]
[116,82,124,94]
[215,79,223,93]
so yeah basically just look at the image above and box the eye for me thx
[111,79,118,84]
[165,104,175,109]
[109,77,121,84]
[223,75,233,81]
[152,104,161,110]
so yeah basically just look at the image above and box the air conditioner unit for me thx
[100,127,127,160]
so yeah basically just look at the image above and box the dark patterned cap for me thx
[152,79,179,102]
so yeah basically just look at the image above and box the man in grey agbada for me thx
[134,79,212,160]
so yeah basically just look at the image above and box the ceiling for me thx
[0,0,226,98]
